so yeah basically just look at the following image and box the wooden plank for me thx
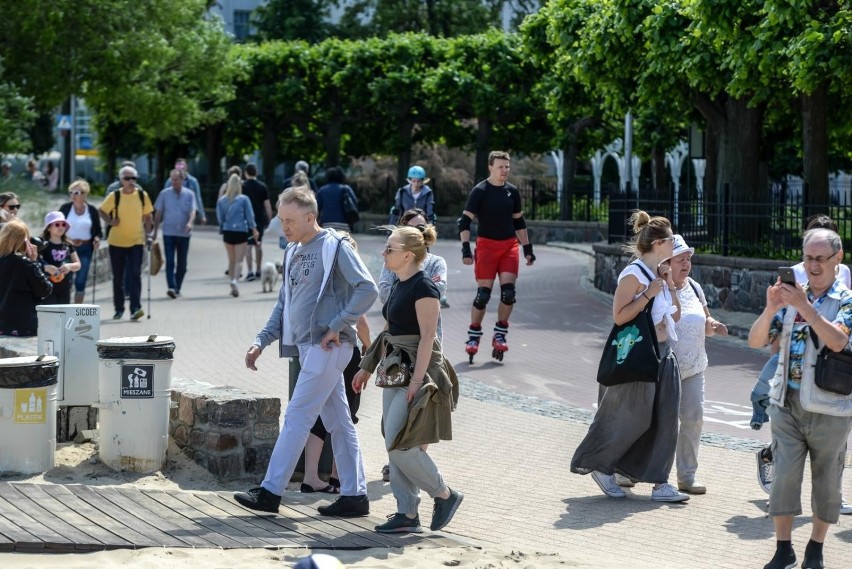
[0,511,42,550]
[161,491,299,548]
[0,492,72,551]
[33,485,132,550]
[0,484,105,551]
[275,502,374,550]
[66,485,189,549]
[101,488,220,549]
[284,501,405,549]
[139,490,266,549]
[47,485,161,548]
[197,493,330,549]
[10,483,130,550]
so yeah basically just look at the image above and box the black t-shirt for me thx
[39,241,75,291]
[382,271,440,336]
[463,180,522,240]
[242,179,271,227]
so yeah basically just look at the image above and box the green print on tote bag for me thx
[596,262,661,387]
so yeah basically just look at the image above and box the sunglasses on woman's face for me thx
[51,222,68,229]
[69,190,83,196]
[4,204,21,211]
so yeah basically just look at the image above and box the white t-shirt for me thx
[673,278,708,379]
[66,206,93,241]
[793,262,852,288]
[617,261,678,339]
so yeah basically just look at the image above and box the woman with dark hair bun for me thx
[571,210,689,503]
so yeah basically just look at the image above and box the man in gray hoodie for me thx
[235,187,378,517]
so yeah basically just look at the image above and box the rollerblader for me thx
[457,151,535,363]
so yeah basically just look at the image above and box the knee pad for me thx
[473,286,491,310]
[500,283,516,305]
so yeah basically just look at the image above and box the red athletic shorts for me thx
[474,237,519,281]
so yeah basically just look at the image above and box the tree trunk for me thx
[395,119,414,188]
[205,123,223,188]
[801,82,829,212]
[324,118,342,168]
[474,117,492,183]
[561,143,578,221]
[652,145,666,194]
[261,120,278,188]
[155,142,166,191]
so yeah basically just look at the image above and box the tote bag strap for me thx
[629,261,656,313]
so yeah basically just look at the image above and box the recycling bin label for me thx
[121,365,154,398]
[14,388,47,424]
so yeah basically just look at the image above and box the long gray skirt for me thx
[570,341,681,484]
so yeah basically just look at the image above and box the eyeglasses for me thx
[383,244,404,255]
[122,176,137,181]
[50,222,68,229]
[69,190,83,196]
[803,252,838,265]
[658,236,675,243]
[4,204,21,211]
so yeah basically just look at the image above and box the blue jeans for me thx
[74,242,94,294]
[108,244,143,314]
[162,235,190,293]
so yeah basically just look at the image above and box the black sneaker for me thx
[762,547,796,569]
[802,540,824,569]
[233,486,281,513]
[245,273,257,282]
[317,495,369,518]
[376,513,423,534]
[430,488,464,531]
[112,311,124,320]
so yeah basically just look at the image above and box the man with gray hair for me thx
[281,160,317,193]
[235,187,377,518]
[748,227,852,569]
[98,165,154,320]
[152,169,197,298]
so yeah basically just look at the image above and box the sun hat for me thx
[669,234,694,258]
[407,165,426,179]
[44,211,70,231]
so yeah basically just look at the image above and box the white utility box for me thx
[36,304,100,406]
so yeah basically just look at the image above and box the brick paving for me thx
[15,228,852,567]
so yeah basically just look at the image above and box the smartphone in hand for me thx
[778,266,797,286]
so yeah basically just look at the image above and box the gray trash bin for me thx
[0,355,60,474]
[95,335,175,473]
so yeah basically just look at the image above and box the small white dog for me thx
[261,260,282,293]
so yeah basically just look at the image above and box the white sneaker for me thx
[230,280,239,297]
[651,483,690,503]
[841,497,852,515]
[590,471,626,498]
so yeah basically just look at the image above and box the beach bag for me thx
[341,186,360,225]
[810,330,852,396]
[149,242,163,276]
[596,262,661,387]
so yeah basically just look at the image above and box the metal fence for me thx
[608,181,852,260]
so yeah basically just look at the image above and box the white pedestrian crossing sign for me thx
[56,115,72,131]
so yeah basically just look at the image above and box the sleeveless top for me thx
[673,277,708,379]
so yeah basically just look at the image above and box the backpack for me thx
[340,185,360,226]
[105,187,145,238]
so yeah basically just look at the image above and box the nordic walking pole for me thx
[91,247,97,304]
[146,237,152,319]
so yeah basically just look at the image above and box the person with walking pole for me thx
[59,180,102,304]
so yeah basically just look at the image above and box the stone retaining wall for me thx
[169,378,280,481]
[593,242,795,314]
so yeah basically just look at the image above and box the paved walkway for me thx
[5,229,852,568]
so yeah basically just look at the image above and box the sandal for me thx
[329,477,340,489]
[300,483,340,494]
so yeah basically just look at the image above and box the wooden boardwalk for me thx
[0,483,462,552]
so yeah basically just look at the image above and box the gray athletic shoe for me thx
[430,488,463,531]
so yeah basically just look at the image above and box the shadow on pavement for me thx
[554,495,671,530]
[722,500,810,541]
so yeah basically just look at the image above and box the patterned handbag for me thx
[375,356,411,388]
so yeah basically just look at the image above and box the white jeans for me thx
[262,343,366,496]
[676,371,705,484]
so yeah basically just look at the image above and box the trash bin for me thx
[95,335,175,473]
[0,355,60,474]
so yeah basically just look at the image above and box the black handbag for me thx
[809,330,852,396]
[596,262,661,387]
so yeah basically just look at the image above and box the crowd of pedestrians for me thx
[1,152,850,564]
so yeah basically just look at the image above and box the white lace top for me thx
[672,278,708,379]
[617,261,678,340]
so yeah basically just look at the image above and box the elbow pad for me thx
[513,216,527,230]
[457,214,472,234]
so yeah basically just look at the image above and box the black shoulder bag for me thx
[596,262,661,387]
[809,328,852,396]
